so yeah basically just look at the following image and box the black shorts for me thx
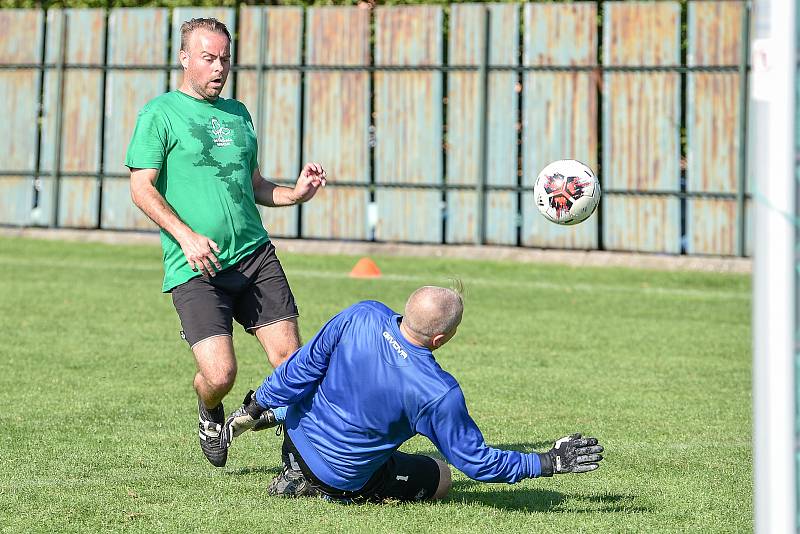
[171,241,299,347]
[282,431,441,503]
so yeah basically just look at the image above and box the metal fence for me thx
[0,1,750,256]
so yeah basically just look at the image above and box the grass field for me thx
[0,236,752,533]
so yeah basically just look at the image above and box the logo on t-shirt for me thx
[210,117,232,147]
[382,331,408,359]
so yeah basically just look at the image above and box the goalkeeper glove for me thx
[221,390,271,448]
[537,433,604,476]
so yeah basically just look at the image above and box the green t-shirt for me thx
[125,91,269,292]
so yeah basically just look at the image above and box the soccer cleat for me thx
[198,400,227,467]
[268,464,318,498]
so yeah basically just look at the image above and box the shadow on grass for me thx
[449,480,648,513]
[225,465,281,477]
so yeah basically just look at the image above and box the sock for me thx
[273,406,288,422]
[200,400,225,423]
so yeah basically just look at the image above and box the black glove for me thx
[537,433,604,476]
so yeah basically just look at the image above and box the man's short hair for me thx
[180,18,231,52]
[403,286,464,345]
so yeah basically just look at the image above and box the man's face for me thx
[179,29,230,101]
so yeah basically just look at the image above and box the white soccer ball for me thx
[533,159,601,226]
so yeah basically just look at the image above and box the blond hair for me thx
[180,18,231,52]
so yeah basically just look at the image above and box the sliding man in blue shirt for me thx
[223,286,604,502]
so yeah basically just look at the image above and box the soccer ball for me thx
[533,160,601,226]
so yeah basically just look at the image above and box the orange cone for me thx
[349,257,381,278]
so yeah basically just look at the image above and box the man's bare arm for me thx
[130,167,222,276]
[251,162,327,207]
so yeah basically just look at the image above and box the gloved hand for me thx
[221,390,268,448]
[537,433,604,476]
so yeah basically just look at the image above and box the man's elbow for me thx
[130,180,145,208]
[129,170,155,207]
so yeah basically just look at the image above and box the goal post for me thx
[750,0,797,532]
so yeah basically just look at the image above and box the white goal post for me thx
[751,0,797,532]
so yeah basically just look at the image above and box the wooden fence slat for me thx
[686,1,744,255]
[374,6,443,243]
[302,6,370,240]
[522,3,598,249]
[102,8,168,231]
[40,9,105,228]
[0,9,42,225]
[602,1,681,253]
[170,8,236,99]
[0,4,748,259]
[237,6,302,238]
[447,3,519,245]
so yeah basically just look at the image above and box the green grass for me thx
[0,237,752,533]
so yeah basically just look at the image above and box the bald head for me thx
[402,286,464,350]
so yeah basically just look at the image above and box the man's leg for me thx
[193,335,237,409]
[172,275,239,468]
[253,317,301,368]
[234,241,300,368]
[432,460,452,500]
[268,432,319,498]
[192,335,237,467]
[367,453,450,503]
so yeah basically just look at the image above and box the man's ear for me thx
[179,50,189,70]
[431,333,446,350]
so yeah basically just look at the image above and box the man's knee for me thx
[432,460,451,500]
[270,346,295,367]
[193,336,237,393]
[204,366,236,393]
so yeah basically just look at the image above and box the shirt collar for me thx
[388,314,431,358]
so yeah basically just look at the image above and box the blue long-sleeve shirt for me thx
[255,300,542,491]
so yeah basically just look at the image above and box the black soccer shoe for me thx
[268,464,318,498]
[252,408,280,432]
[198,400,227,467]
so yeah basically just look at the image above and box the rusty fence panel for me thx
[522,2,598,249]
[302,6,371,241]
[0,4,750,257]
[602,1,682,253]
[686,1,745,256]
[237,6,302,238]
[447,3,519,246]
[0,9,42,226]
[374,5,443,243]
[170,7,235,99]
[102,8,168,231]
[40,8,105,229]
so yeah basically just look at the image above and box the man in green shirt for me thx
[126,18,326,467]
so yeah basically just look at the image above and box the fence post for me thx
[49,10,67,228]
[475,6,490,246]
[737,1,752,257]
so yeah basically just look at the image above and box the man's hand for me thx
[178,231,222,277]
[291,162,327,204]
[221,390,267,448]
[537,433,604,476]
